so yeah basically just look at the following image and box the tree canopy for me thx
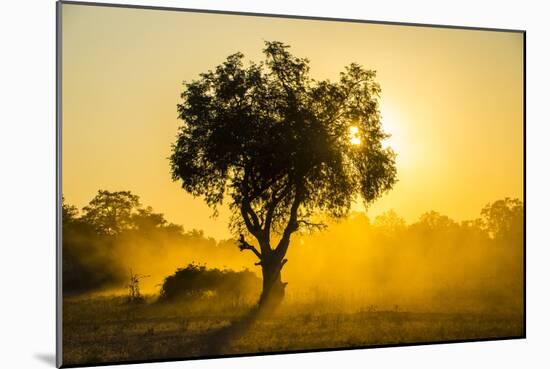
[80,190,179,235]
[480,197,523,240]
[171,41,397,253]
[82,190,141,236]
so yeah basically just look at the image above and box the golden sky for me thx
[62,4,524,240]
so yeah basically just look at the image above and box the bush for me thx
[158,263,261,302]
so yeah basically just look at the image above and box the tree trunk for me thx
[258,256,286,312]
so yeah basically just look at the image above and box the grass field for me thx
[62,295,523,366]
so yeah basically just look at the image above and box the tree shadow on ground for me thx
[193,306,263,356]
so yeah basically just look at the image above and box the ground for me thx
[62,295,523,366]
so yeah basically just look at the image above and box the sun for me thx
[349,126,361,146]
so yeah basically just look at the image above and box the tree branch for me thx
[241,164,262,235]
[248,172,287,202]
[237,234,262,260]
[268,52,294,98]
[241,199,261,236]
[274,185,303,259]
[263,182,291,239]
[297,219,327,231]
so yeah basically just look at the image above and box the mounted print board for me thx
[56,1,525,367]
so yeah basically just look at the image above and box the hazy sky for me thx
[62,4,524,240]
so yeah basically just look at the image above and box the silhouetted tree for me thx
[63,191,182,295]
[171,41,397,308]
[82,190,140,235]
[63,196,124,295]
[374,210,406,235]
[131,206,167,231]
[416,211,458,231]
[480,198,523,240]
[62,196,79,223]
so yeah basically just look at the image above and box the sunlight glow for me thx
[379,105,399,152]
[349,126,361,146]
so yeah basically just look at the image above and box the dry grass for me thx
[62,295,523,366]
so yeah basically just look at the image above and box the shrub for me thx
[158,263,261,303]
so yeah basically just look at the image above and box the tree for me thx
[170,41,397,308]
[480,198,523,241]
[62,196,79,224]
[64,191,183,295]
[416,211,457,231]
[374,210,406,234]
[132,206,167,231]
[82,190,140,235]
[62,196,126,294]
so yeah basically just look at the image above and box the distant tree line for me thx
[63,190,190,295]
[63,190,523,310]
[284,197,523,313]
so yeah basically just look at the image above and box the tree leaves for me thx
[171,41,397,252]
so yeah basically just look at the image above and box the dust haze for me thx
[63,194,523,315]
